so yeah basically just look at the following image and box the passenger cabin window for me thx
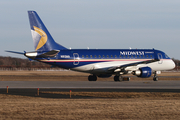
[103,55,105,58]
[86,55,88,58]
[107,55,109,58]
[115,55,117,58]
[119,55,122,58]
[99,55,101,58]
[94,55,97,58]
[82,55,84,58]
[111,55,113,58]
[90,55,92,58]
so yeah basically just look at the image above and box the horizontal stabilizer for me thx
[24,50,60,60]
[6,50,59,60]
[38,50,60,57]
[5,50,24,55]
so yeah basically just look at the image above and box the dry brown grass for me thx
[0,71,180,119]
[0,93,180,120]
[41,91,180,99]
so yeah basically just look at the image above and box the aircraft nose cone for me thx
[170,59,176,70]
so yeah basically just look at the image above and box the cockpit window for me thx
[165,54,169,58]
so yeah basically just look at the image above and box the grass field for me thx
[0,70,180,119]
[1,93,180,120]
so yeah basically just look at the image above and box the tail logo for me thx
[33,26,47,50]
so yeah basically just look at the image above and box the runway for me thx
[0,81,180,92]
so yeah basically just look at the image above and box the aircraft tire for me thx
[88,75,97,81]
[153,77,158,81]
[114,76,122,82]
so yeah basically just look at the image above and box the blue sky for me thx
[1,0,180,59]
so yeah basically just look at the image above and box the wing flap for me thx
[108,59,159,72]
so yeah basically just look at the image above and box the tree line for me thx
[172,58,180,70]
[0,56,51,68]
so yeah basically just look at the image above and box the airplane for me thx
[7,11,175,82]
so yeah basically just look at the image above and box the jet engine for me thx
[132,67,152,78]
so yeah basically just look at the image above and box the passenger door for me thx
[73,53,79,65]
[158,53,163,64]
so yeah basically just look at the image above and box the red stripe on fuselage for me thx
[40,59,159,63]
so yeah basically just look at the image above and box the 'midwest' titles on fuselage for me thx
[120,51,145,56]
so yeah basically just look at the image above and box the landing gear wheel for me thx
[88,75,97,81]
[153,71,158,81]
[114,76,119,81]
[153,77,158,81]
[114,75,123,82]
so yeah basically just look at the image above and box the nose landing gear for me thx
[153,71,158,81]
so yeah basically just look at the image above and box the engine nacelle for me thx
[132,67,152,78]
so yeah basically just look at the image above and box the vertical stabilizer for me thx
[28,11,67,51]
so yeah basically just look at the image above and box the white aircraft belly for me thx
[71,59,175,73]
[71,60,141,72]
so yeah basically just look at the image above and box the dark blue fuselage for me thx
[35,49,170,70]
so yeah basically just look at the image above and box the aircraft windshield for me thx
[165,54,170,58]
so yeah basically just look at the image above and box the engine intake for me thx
[133,67,152,78]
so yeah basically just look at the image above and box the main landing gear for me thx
[114,75,123,82]
[88,74,97,81]
[88,74,130,82]
[153,72,158,81]
[114,75,130,82]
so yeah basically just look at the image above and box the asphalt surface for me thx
[0,81,180,92]
[0,80,179,99]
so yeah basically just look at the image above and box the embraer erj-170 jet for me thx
[7,11,175,81]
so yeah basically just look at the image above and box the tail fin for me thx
[28,11,67,51]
